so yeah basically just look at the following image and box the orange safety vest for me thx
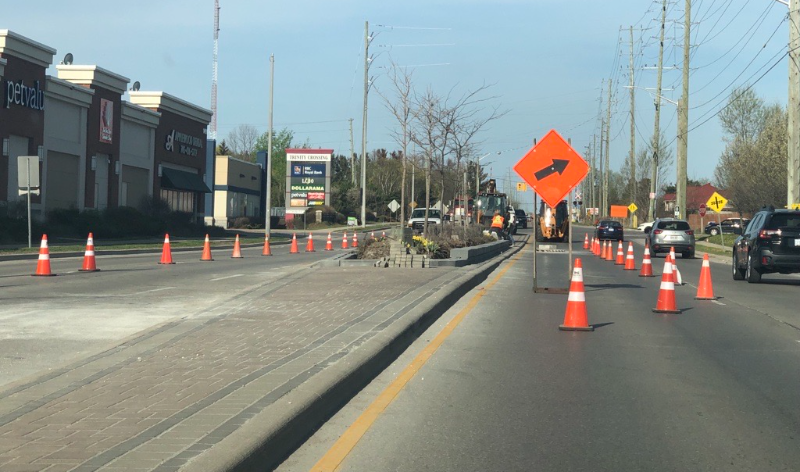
[491,215,504,228]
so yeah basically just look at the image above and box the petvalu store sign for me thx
[4,79,45,111]
[164,130,203,157]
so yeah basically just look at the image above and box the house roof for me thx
[662,183,724,209]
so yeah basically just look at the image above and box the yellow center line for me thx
[311,245,527,471]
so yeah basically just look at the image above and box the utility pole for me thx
[589,134,597,216]
[629,26,636,211]
[361,20,371,228]
[789,0,800,208]
[599,116,604,217]
[604,78,612,217]
[676,0,690,220]
[648,0,668,222]
[349,118,355,184]
[266,54,274,237]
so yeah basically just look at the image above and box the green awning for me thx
[161,168,211,193]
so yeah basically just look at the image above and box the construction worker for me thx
[490,210,505,240]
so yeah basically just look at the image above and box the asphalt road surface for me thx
[280,227,800,472]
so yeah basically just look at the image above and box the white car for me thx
[637,221,655,232]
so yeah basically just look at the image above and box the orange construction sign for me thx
[513,129,589,208]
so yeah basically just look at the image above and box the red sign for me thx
[699,203,707,217]
[513,129,589,208]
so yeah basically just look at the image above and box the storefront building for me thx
[56,65,128,210]
[129,91,212,222]
[42,76,93,210]
[0,30,55,215]
[213,155,262,228]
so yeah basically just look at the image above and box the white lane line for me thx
[712,300,726,306]
[210,274,244,282]
[132,287,175,295]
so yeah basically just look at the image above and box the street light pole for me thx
[266,54,274,237]
[360,20,371,228]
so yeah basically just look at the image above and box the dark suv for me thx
[515,209,527,229]
[732,207,800,283]
[595,220,623,241]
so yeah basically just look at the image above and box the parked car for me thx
[595,220,624,241]
[637,220,655,233]
[732,207,800,283]
[645,218,695,258]
[704,217,750,236]
[515,209,527,229]
[407,208,442,233]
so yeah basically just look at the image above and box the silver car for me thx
[645,218,696,258]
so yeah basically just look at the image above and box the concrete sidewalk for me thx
[0,244,516,471]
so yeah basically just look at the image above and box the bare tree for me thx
[379,60,414,224]
[226,124,260,162]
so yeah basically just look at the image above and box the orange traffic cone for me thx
[325,232,334,251]
[231,234,243,258]
[79,233,99,271]
[306,233,316,252]
[33,234,55,276]
[606,241,615,261]
[352,232,359,248]
[669,247,682,285]
[559,258,594,331]
[600,240,607,259]
[653,255,681,314]
[615,240,624,265]
[624,242,636,270]
[639,243,655,277]
[342,231,349,249]
[262,235,272,256]
[583,233,589,249]
[695,254,717,300]
[593,237,600,256]
[200,234,214,261]
[290,233,299,254]
[159,234,175,265]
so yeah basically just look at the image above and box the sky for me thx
[3,0,792,197]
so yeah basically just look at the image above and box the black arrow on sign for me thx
[534,159,569,181]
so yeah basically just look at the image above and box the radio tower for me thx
[210,0,220,141]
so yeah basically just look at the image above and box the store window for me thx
[160,189,195,213]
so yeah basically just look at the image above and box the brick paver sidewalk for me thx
[0,265,459,471]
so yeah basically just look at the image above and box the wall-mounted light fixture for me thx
[115,161,120,175]
[239,173,245,178]
[91,156,97,171]
[158,164,163,177]
[2,139,8,157]
[37,145,44,161]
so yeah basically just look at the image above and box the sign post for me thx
[514,130,589,292]
[18,156,40,248]
[699,203,707,232]
[706,192,728,246]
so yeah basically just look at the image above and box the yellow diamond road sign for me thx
[516,182,527,192]
[706,192,728,213]
[628,203,638,213]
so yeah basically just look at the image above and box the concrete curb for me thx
[183,240,526,472]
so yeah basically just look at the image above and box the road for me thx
[280,227,800,471]
[0,235,341,387]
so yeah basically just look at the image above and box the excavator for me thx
[475,179,508,228]
[535,200,569,242]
